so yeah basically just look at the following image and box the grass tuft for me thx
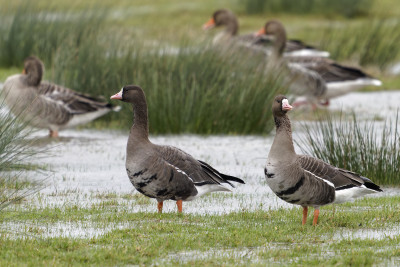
[0,93,46,211]
[297,111,400,185]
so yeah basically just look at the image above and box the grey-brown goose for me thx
[203,9,329,57]
[266,95,382,225]
[2,56,119,137]
[110,85,244,213]
[256,20,381,106]
[202,9,255,45]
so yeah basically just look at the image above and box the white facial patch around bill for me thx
[282,98,290,108]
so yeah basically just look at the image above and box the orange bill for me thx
[255,27,266,37]
[202,18,216,30]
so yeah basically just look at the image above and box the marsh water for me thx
[2,89,400,238]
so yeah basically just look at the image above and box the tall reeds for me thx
[297,112,400,185]
[320,19,400,69]
[0,3,105,68]
[53,39,285,134]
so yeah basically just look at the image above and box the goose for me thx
[256,20,382,106]
[203,9,329,57]
[266,95,382,225]
[110,85,244,213]
[2,56,119,137]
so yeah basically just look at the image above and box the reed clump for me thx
[297,112,400,185]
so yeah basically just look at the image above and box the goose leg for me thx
[176,200,183,213]
[302,206,308,225]
[49,130,59,138]
[313,208,320,225]
[157,201,163,213]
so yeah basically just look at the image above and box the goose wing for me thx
[298,155,381,191]
[290,57,371,82]
[157,145,244,187]
[285,39,315,52]
[286,62,327,98]
[38,82,112,115]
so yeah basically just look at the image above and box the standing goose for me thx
[203,9,329,57]
[266,95,382,225]
[256,20,382,106]
[110,85,244,213]
[2,56,119,137]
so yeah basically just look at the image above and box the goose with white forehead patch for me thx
[266,95,382,225]
[2,56,120,137]
[110,85,244,213]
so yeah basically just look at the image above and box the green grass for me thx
[297,112,400,185]
[319,19,400,69]
[1,192,399,266]
[0,2,286,134]
[239,0,373,18]
[0,0,400,134]
[0,3,106,68]
[53,37,284,134]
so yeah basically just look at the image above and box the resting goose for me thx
[110,85,244,213]
[203,9,329,57]
[266,95,382,225]
[2,56,119,137]
[256,20,382,106]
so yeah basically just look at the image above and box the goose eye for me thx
[277,100,281,103]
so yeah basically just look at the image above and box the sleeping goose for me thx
[110,85,244,213]
[203,9,329,57]
[256,20,382,106]
[2,56,119,137]
[266,95,382,225]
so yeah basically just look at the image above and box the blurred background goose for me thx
[203,9,329,57]
[2,56,120,137]
[266,95,382,225]
[255,20,382,107]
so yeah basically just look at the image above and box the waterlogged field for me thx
[1,0,400,265]
[0,91,400,265]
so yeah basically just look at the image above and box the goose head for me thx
[255,20,287,55]
[202,9,238,35]
[23,56,44,86]
[272,95,292,117]
[110,85,145,104]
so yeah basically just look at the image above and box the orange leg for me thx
[157,202,163,213]
[49,130,59,138]
[176,200,183,213]
[313,209,320,226]
[302,206,308,225]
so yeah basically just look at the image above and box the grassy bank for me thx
[0,192,399,266]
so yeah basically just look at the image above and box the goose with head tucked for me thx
[203,9,329,57]
[266,95,382,225]
[2,56,120,137]
[110,85,244,213]
[255,20,382,107]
